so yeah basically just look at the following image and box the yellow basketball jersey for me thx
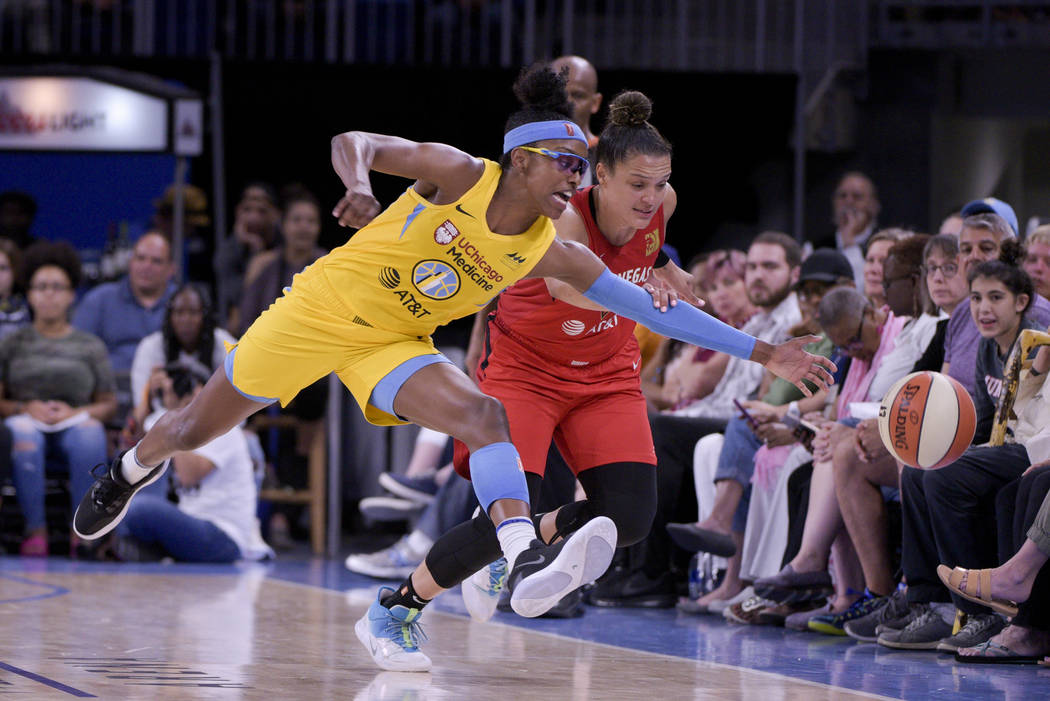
[319,159,556,337]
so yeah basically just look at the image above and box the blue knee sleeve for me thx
[469,442,530,514]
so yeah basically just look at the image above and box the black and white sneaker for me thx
[507,515,616,618]
[73,451,168,540]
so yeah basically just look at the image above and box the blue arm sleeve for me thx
[582,268,757,360]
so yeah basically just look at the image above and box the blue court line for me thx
[0,661,96,697]
[0,573,70,604]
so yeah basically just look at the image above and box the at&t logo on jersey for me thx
[562,314,620,337]
[434,220,460,245]
[562,320,585,336]
[378,267,401,289]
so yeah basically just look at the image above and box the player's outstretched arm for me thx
[330,131,484,228]
[529,239,836,396]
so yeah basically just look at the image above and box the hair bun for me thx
[999,237,1026,268]
[608,91,652,127]
[513,64,570,113]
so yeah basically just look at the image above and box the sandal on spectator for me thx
[954,639,1043,664]
[665,523,736,557]
[936,565,1019,618]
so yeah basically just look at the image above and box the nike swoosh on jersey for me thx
[456,204,475,219]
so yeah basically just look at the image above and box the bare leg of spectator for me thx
[696,479,744,536]
[829,530,864,609]
[695,533,745,607]
[833,441,898,596]
[785,459,843,574]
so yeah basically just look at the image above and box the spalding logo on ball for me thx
[877,371,976,469]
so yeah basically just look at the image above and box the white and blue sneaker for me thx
[462,558,508,622]
[354,587,432,672]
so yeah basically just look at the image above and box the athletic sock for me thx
[496,517,536,571]
[120,445,165,485]
[381,576,431,610]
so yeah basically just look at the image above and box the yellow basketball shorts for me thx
[224,263,445,426]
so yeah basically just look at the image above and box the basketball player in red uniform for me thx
[461,89,677,558]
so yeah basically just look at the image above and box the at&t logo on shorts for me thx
[412,260,461,300]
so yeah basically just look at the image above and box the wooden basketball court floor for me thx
[0,557,1042,700]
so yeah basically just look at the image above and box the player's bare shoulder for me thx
[552,194,590,245]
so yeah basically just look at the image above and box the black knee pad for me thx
[566,462,657,547]
[424,513,501,589]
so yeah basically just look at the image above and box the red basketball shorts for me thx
[453,325,656,480]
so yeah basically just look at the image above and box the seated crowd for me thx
[0,181,328,562]
[348,173,1050,667]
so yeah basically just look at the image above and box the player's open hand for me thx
[332,188,381,229]
[648,264,704,310]
[641,279,679,313]
[760,335,837,397]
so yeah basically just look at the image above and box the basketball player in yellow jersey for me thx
[75,64,835,671]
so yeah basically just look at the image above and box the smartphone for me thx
[733,399,760,430]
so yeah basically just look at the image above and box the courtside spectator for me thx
[0,242,115,556]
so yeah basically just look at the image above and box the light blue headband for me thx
[502,120,588,154]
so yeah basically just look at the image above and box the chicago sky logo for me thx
[378,267,400,289]
[412,260,460,300]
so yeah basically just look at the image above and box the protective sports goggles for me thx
[517,146,590,177]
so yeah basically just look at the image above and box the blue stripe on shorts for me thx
[224,347,280,404]
[369,353,452,417]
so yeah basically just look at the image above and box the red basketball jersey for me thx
[490,186,665,368]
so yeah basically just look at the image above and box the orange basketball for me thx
[877,371,976,469]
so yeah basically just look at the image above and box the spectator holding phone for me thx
[129,283,236,432]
